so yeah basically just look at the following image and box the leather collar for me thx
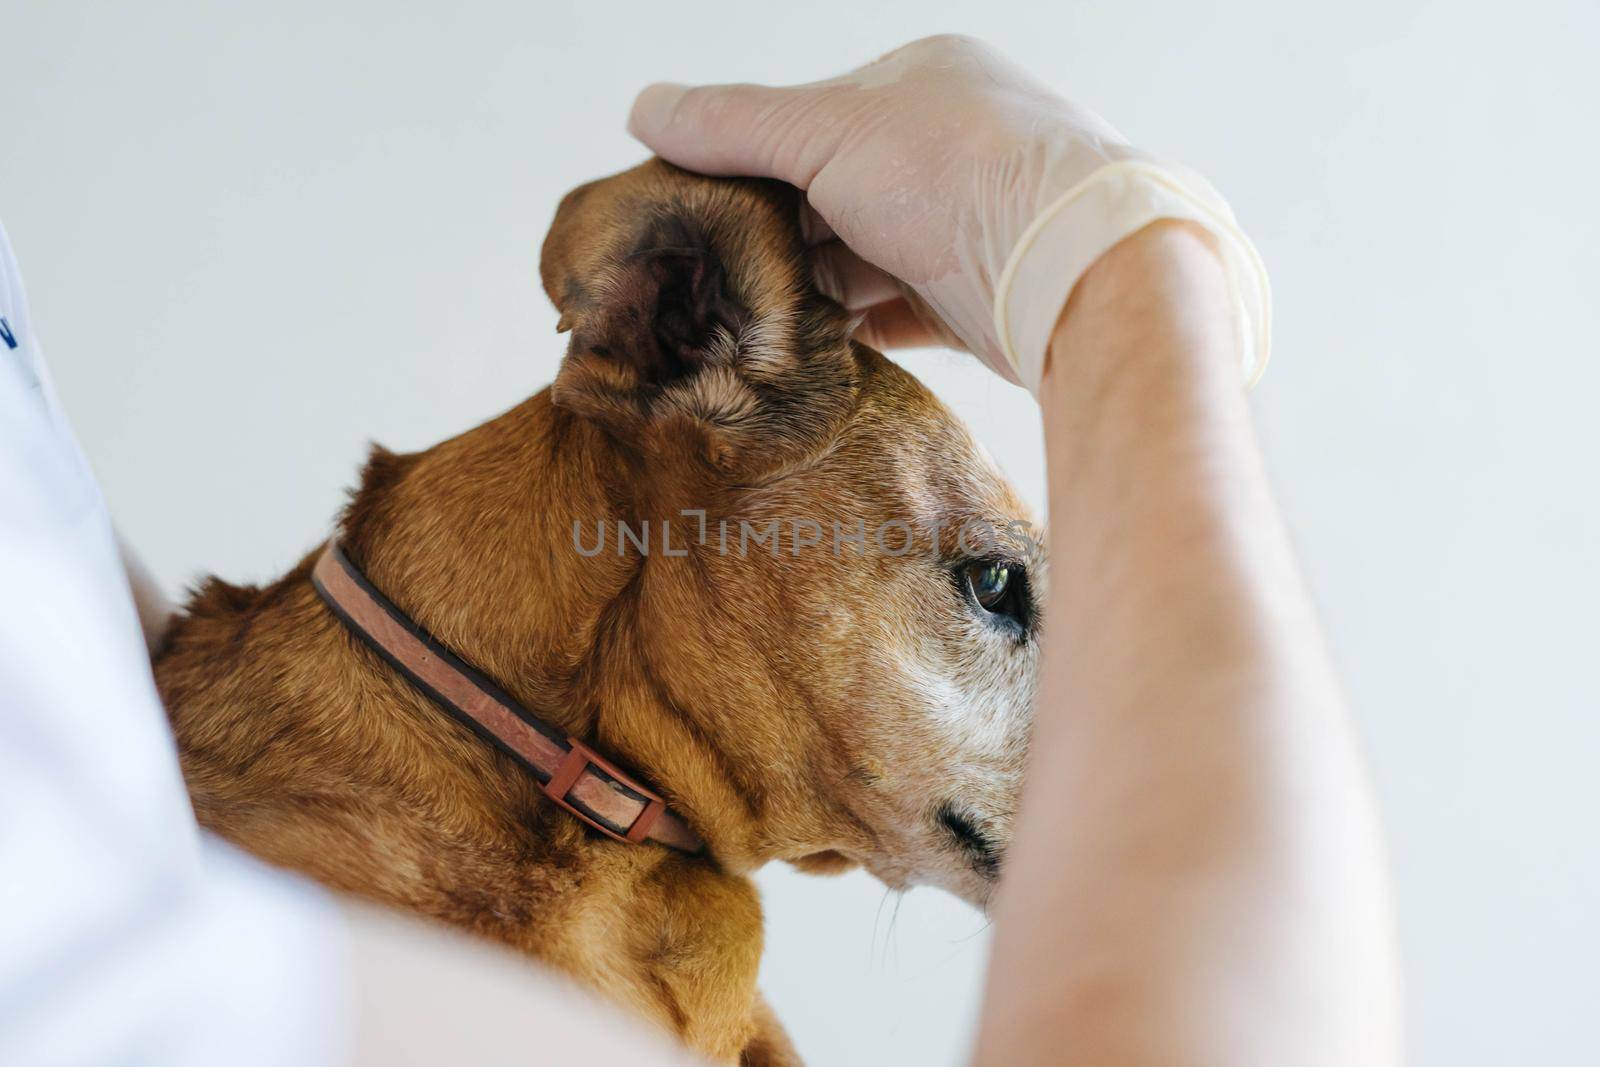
[311,541,703,854]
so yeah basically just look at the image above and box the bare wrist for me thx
[1041,219,1242,405]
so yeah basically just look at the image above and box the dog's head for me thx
[539,160,1039,908]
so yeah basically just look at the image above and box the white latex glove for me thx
[628,35,1270,394]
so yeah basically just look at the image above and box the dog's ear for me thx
[562,221,746,390]
[540,160,859,479]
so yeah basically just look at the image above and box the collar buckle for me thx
[543,736,668,845]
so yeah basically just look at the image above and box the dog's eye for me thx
[967,561,1011,610]
[959,559,1031,631]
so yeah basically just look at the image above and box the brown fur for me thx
[156,160,1038,1064]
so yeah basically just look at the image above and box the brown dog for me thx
[155,160,1039,1065]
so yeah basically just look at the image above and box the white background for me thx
[4,1,1596,1064]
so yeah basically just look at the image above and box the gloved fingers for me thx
[628,80,858,190]
[810,241,901,311]
[626,37,1263,396]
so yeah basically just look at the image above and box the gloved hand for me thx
[628,35,1269,394]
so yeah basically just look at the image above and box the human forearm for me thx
[628,37,1398,1064]
[975,221,1401,1066]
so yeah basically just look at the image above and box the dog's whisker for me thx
[871,885,896,967]
[884,889,907,971]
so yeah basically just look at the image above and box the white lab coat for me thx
[0,219,347,1065]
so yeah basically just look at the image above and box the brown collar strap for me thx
[311,541,703,854]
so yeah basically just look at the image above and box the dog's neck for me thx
[160,388,804,1060]
[333,389,780,870]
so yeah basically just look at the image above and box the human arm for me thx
[340,902,702,1067]
[627,36,1402,1067]
[972,219,1401,1065]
